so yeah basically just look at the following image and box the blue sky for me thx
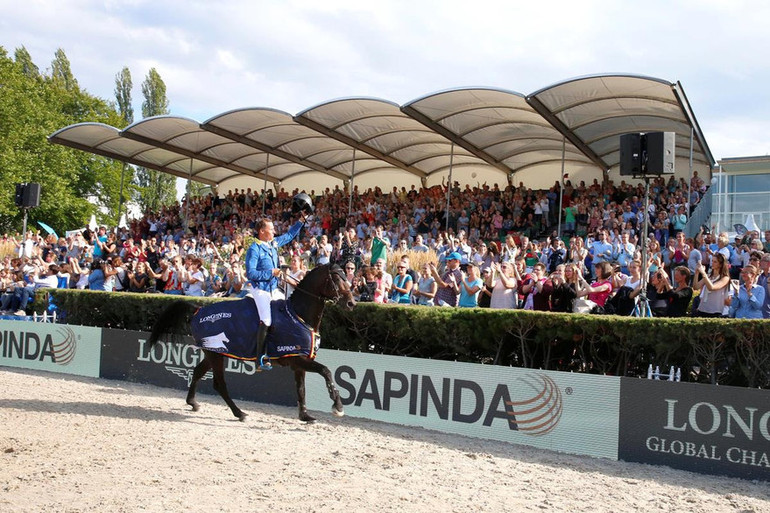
[2,0,769,162]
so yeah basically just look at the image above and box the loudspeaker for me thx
[22,183,41,208]
[619,133,642,176]
[645,131,675,175]
[14,184,25,207]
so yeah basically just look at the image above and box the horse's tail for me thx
[148,300,198,347]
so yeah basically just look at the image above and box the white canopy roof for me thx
[49,74,715,193]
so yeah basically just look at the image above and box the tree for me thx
[115,67,133,124]
[0,46,124,234]
[114,66,135,224]
[14,46,39,79]
[135,68,175,213]
[50,48,78,91]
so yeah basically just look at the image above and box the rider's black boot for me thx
[256,321,272,371]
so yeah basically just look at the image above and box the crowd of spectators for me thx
[1,170,768,320]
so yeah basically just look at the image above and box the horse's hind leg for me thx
[186,356,212,412]
[209,353,247,421]
[293,367,315,423]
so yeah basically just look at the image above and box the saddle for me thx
[190,298,319,360]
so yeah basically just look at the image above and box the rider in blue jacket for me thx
[246,194,313,369]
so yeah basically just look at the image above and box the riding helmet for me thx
[291,192,314,215]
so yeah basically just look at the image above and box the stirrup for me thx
[258,354,272,371]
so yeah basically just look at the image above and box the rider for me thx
[246,193,314,370]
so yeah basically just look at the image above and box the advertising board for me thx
[306,350,621,459]
[619,378,770,480]
[100,329,297,407]
[0,320,101,377]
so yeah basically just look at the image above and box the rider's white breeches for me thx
[251,288,285,326]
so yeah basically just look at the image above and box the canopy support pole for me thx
[348,149,356,216]
[558,137,566,238]
[688,128,694,217]
[262,154,270,215]
[445,143,454,233]
[185,158,192,234]
[117,164,127,232]
[718,164,724,233]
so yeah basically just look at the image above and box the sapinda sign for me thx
[306,350,620,460]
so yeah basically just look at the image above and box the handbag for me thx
[573,297,597,314]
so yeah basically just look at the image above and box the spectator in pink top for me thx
[576,261,614,308]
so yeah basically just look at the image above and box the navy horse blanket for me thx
[190,297,319,360]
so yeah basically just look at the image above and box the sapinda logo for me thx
[0,326,78,365]
[335,366,564,436]
[507,373,563,436]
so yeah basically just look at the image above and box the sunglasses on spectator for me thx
[397,266,406,269]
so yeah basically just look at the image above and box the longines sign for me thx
[619,379,770,480]
[306,350,620,460]
[100,329,297,407]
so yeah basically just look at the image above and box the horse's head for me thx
[296,264,355,310]
[327,264,356,310]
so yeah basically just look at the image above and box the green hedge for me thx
[40,289,770,388]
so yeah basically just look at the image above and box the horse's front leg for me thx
[294,357,344,419]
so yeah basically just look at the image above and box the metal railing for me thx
[683,186,713,238]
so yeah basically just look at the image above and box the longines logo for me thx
[136,338,260,384]
[334,367,564,436]
[1,326,78,365]
[165,366,212,387]
[198,312,232,324]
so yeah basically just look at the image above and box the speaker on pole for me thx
[14,184,25,207]
[619,132,675,176]
[619,133,642,176]
[22,183,41,208]
[645,132,676,175]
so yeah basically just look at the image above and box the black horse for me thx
[148,264,355,422]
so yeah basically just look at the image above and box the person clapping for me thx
[728,265,765,319]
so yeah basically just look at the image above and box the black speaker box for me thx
[22,183,41,208]
[619,133,642,176]
[645,131,676,175]
[14,184,25,207]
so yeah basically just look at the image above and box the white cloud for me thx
[707,117,770,159]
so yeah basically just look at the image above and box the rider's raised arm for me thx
[273,220,304,248]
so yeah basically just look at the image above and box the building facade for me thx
[713,156,770,233]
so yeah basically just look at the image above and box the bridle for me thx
[291,265,346,304]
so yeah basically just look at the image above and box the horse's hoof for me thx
[299,412,316,423]
[187,402,200,412]
[237,412,248,422]
[332,408,345,418]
